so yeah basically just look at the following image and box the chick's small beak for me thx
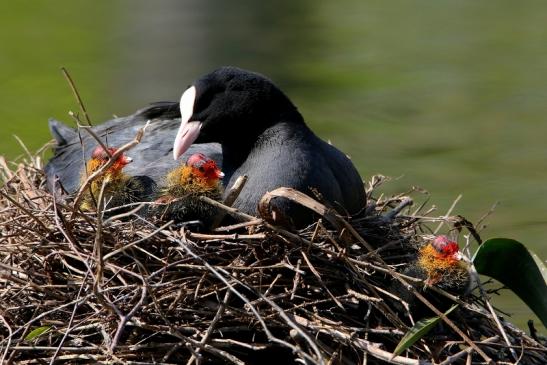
[123,156,133,164]
[174,86,201,160]
[217,170,225,179]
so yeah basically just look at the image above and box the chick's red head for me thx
[186,153,224,182]
[431,235,460,259]
[91,146,133,171]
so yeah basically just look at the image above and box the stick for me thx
[438,336,499,365]
[188,232,266,241]
[434,194,462,234]
[74,122,113,158]
[382,197,413,221]
[258,187,344,231]
[213,219,263,232]
[187,290,232,365]
[0,189,51,235]
[301,251,344,309]
[61,67,93,126]
[210,175,248,229]
[199,195,258,223]
[475,272,518,361]
[292,316,428,365]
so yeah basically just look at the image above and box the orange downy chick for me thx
[80,146,135,212]
[416,235,472,291]
[391,235,476,321]
[154,153,224,226]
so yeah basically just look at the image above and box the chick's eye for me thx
[199,166,205,173]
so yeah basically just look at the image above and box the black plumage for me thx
[173,67,366,226]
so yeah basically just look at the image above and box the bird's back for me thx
[225,123,365,225]
[45,102,222,195]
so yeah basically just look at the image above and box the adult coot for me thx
[173,67,365,226]
[45,102,222,196]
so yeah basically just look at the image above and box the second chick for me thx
[154,153,224,228]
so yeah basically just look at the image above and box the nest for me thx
[0,150,546,365]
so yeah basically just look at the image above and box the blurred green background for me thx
[1,0,545,329]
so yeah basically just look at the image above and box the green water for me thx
[1,0,545,330]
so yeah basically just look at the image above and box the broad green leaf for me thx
[393,305,458,357]
[25,325,52,341]
[473,238,547,327]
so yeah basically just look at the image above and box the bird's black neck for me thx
[221,115,311,181]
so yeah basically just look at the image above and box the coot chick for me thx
[392,236,476,321]
[173,67,365,227]
[153,153,224,228]
[414,236,473,290]
[45,102,222,196]
[80,146,145,213]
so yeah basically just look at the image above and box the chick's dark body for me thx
[152,157,224,228]
[154,186,222,228]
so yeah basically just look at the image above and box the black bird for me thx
[45,102,222,196]
[173,67,366,226]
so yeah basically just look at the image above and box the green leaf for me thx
[393,305,458,357]
[473,238,547,327]
[24,325,52,341]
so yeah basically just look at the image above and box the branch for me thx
[61,67,93,126]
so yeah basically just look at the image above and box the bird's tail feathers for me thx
[133,102,181,120]
[48,118,77,146]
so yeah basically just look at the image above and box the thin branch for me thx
[210,174,248,229]
[61,67,93,126]
[0,189,51,234]
[434,194,462,234]
[187,290,232,365]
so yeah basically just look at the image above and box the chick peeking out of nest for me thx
[417,235,474,292]
[392,235,478,320]
[153,153,224,228]
[80,146,144,213]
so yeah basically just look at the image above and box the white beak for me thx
[173,86,202,160]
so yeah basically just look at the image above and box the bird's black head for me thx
[173,67,303,160]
